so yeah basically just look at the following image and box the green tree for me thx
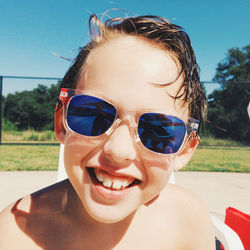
[3,82,60,131]
[207,45,250,143]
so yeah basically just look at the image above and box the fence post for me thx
[0,76,2,145]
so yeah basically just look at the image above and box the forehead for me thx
[77,36,188,117]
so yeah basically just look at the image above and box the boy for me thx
[0,14,215,249]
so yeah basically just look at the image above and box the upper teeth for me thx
[94,169,134,190]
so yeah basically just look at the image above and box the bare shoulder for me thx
[166,183,212,219]
[157,184,216,250]
[0,195,41,249]
[0,179,73,250]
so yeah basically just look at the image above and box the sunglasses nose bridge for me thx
[106,114,138,145]
[121,114,137,135]
[122,115,141,151]
[102,116,137,163]
[105,115,136,137]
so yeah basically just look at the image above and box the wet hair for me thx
[58,14,207,123]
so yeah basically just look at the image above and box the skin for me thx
[0,36,215,250]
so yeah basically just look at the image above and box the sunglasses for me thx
[59,88,199,155]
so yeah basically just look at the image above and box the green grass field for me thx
[0,145,60,171]
[0,144,249,172]
[184,146,250,172]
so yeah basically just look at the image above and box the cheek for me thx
[63,133,103,168]
[142,156,174,192]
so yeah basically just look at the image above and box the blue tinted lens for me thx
[67,95,117,136]
[138,113,186,154]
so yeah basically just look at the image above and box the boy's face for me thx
[55,36,198,223]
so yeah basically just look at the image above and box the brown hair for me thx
[59,14,207,123]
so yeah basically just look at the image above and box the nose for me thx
[102,123,136,164]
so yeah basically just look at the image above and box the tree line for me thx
[206,45,250,143]
[2,83,60,131]
[2,45,250,143]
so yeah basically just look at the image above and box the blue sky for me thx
[1,0,249,95]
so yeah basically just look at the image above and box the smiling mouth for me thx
[87,168,141,191]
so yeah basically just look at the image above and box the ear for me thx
[173,133,199,171]
[54,104,66,144]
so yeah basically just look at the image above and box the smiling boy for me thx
[0,14,215,249]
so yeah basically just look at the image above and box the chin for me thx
[79,185,140,224]
[85,203,135,224]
